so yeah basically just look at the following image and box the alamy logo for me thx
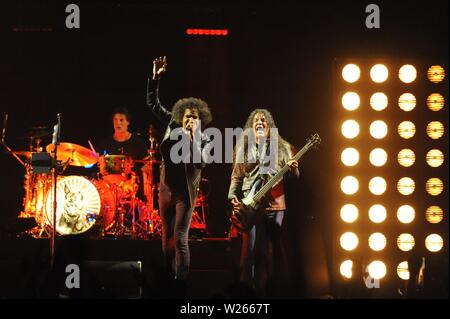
[65,264,80,289]
[363,265,380,288]
[65,4,80,29]
[168,126,280,174]
[365,4,380,29]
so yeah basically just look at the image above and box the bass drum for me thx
[45,176,101,235]
[90,179,116,232]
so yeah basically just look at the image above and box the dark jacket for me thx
[146,78,211,208]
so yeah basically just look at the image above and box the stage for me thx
[0,0,448,300]
[0,236,237,299]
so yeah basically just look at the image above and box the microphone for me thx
[1,114,8,144]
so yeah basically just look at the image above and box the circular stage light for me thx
[368,233,387,251]
[340,204,359,223]
[340,232,359,251]
[425,234,444,252]
[427,93,445,111]
[370,64,389,83]
[398,93,416,111]
[426,149,444,167]
[340,260,353,279]
[426,206,444,224]
[398,149,415,167]
[341,176,359,195]
[341,147,359,166]
[397,177,415,195]
[341,120,360,139]
[342,92,360,111]
[370,120,388,139]
[426,178,444,196]
[370,148,387,167]
[369,176,387,195]
[427,65,445,83]
[370,92,388,111]
[399,64,417,83]
[398,121,416,139]
[368,260,387,280]
[397,233,415,251]
[368,204,387,223]
[426,121,444,139]
[397,205,415,224]
[342,64,361,83]
[397,261,410,280]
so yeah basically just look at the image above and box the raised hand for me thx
[152,56,167,80]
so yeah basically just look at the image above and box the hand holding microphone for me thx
[184,118,200,142]
[184,122,194,142]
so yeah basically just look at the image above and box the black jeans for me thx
[159,183,194,280]
[240,211,287,297]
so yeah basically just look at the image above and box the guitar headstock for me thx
[307,133,321,149]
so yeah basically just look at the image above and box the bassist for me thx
[228,109,299,297]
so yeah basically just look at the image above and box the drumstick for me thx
[87,140,97,154]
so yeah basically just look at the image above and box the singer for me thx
[146,56,213,297]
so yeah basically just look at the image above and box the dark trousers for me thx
[158,183,194,280]
[240,211,287,297]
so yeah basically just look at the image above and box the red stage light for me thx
[185,29,228,36]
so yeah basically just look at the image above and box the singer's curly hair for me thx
[171,97,212,127]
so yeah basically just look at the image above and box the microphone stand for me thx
[50,114,61,269]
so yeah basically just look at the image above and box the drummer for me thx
[96,107,148,201]
[97,107,148,160]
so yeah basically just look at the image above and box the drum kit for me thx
[5,124,210,239]
[9,129,166,239]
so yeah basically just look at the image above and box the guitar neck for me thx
[253,143,311,202]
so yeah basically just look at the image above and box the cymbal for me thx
[46,142,99,167]
[20,132,50,139]
[12,150,33,158]
[26,126,50,138]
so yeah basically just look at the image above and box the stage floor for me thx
[0,236,239,299]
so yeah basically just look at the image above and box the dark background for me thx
[0,0,448,297]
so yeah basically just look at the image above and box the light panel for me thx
[427,65,445,83]
[398,121,416,139]
[368,204,387,223]
[398,149,416,167]
[398,93,416,112]
[427,93,445,111]
[398,64,417,83]
[370,64,389,83]
[342,64,361,83]
[397,233,415,251]
[397,177,415,195]
[425,234,444,252]
[397,205,415,224]
[426,206,444,224]
[341,120,360,139]
[370,92,388,111]
[369,176,387,195]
